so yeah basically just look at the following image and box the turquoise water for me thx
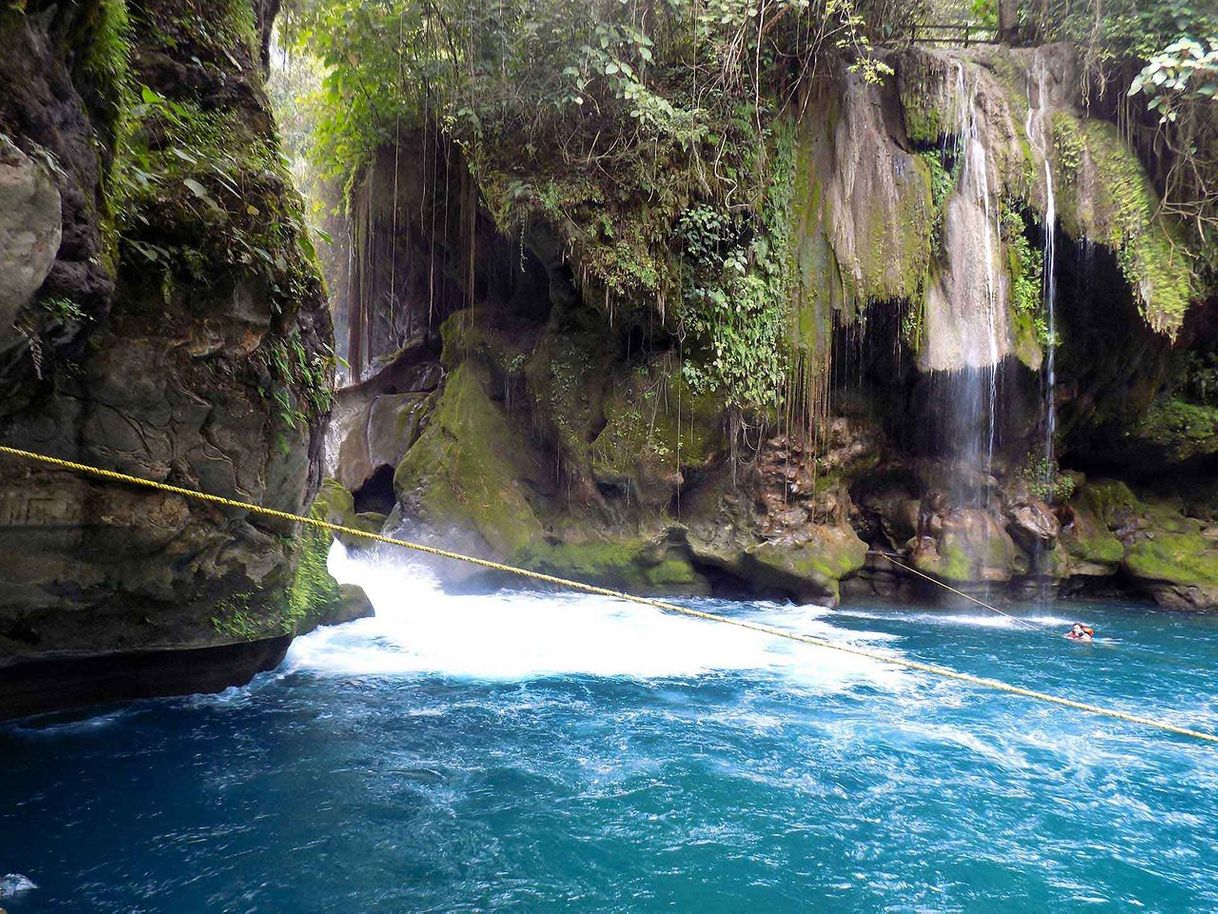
[3,544,1217,912]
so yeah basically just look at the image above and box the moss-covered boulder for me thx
[590,362,724,509]
[1128,399,1218,466]
[1123,532,1218,610]
[741,525,868,605]
[913,508,1018,585]
[393,362,546,578]
[1062,482,1127,576]
[1060,480,1218,609]
[313,478,386,547]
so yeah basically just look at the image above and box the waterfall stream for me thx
[1025,57,1058,475]
[949,62,1004,504]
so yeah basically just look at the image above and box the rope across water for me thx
[1,444,1215,747]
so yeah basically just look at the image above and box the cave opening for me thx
[352,464,397,515]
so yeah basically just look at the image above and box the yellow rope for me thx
[1,443,1215,747]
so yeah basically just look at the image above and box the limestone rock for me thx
[913,507,1017,584]
[1005,491,1060,551]
[0,135,61,341]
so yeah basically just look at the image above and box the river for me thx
[3,542,1217,912]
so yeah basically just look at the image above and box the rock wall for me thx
[0,0,349,717]
[325,44,1218,611]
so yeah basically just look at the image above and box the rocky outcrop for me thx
[0,136,60,343]
[0,0,349,717]
[323,42,1218,612]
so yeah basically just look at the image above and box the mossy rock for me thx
[1062,481,1129,573]
[1123,532,1218,610]
[439,309,535,375]
[741,525,867,605]
[313,479,384,547]
[914,510,1017,584]
[1129,399,1218,464]
[1072,479,1141,529]
[515,539,709,596]
[1052,114,1197,335]
[590,362,724,506]
[286,489,374,634]
[524,330,610,466]
[393,362,544,559]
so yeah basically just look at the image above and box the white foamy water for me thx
[837,608,1076,631]
[284,541,912,692]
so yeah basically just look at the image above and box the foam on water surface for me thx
[288,542,910,692]
[5,542,1218,912]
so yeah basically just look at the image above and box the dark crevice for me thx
[352,464,396,515]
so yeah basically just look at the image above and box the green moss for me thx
[394,363,544,557]
[1124,533,1218,587]
[915,524,1015,583]
[210,591,268,640]
[900,89,949,147]
[1001,203,1047,368]
[1053,114,1197,334]
[309,478,382,543]
[1066,524,1126,565]
[440,309,534,374]
[934,540,974,582]
[285,504,344,634]
[1051,113,1084,184]
[919,150,953,252]
[516,539,707,594]
[854,150,933,306]
[525,332,606,464]
[1074,479,1141,528]
[78,0,132,134]
[1132,399,1218,461]
[591,362,722,480]
[745,528,867,602]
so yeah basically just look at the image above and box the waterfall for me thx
[948,62,1004,504]
[1025,57,1058,476]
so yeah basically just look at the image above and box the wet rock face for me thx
[0,0,335,683]
[327,337,442,496]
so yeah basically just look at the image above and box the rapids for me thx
[2,542,1217,912]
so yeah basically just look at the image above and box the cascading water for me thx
[1025,57,1058,475]
[305,541,909,687]
[945,62,1005,505]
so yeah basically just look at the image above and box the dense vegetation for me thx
[1016,1,1218,274]
[274,0,1216,422]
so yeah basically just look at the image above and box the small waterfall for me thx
[1025,57,1058,476]
[948,62,1004,504]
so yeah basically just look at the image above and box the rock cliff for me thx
[0,0,351,718]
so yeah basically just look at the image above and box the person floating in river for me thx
[1066,623,1095,642]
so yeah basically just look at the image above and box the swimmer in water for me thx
[1066,622,1094,641]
